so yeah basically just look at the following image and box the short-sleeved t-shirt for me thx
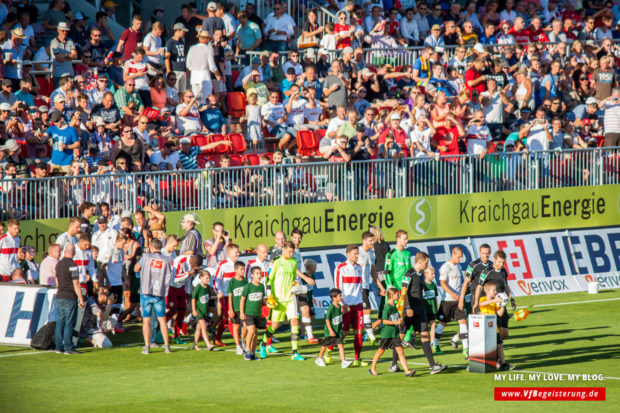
[166,38,186,72]
[479,266,508,293]
[48,125,79,166]
[192,283,211,316]
[323,75,348,109]
[423,281,438,315]
[242,282,265,317]
[380,303,400,339]
[384,248,412,289]
[323,303,343,338]
[119,28,143,61]
[227,277,248,312]
[479,295,499,315]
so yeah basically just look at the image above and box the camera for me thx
[223,230,229,236]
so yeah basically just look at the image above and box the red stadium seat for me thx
[158,136,170,149]
[296,129,316,156]
[209,134,231,154]
[263,152,274,163]
[230,154,243,166]
[15,140,27,156]
[231,70,241,88]
[35,76,54,97]
[312,129,326,155]
[243,153,260,165]
[227,133,246,154]
[227,92,246,119]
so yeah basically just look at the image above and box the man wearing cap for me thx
[187,30,219,106]
[202,2,225,37]
[264,2,296,52]
[92,215,118,274]
[44,110,80,172]
[177,135,230,169]
[0,79,18,110]
[571,97,601,127]
[424,24,444,48]
[180,213,203,257]
[166,23,189,93]
[50,22,77,87]
[1,28,27,90]
[0,139,28,177]
[236,10,262,56]
[117,14,143,61]
[379,112,410,156]
[69,11,88,46]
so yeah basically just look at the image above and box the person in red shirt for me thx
[378,113,409,156]
[465,57,487,97]
[117,14,143,61]
[528,17,549,43]
[509,17,530,44]
[563,19,578,41]
[433,114,465,158]
[334,11,354,49]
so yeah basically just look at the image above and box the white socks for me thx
[363,314,376,340]
[302,317,314,339]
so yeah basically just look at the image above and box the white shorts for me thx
[191,80,212,104]
[271,297,298,322]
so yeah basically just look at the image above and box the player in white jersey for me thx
[436,246,469,358]
[357,231,386,343]
[56,217,81,253]
[245,244,269,283]
[334,245,367,366]
[74,235,97,291]
[0,219,20,278]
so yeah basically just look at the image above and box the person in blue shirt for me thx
[14,79,34,107]
[199,94,228,134]
[479,22,497,45]
[44,110,80,172]
[280,67,296,99]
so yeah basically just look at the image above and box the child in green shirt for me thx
[240,266,266,360]
[315,288,353,369]
[192,270,216,351]
[227,261,248,355]
[369,287,416,377]
[423,266,441,354]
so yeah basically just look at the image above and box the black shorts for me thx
[426,313,436,322]
[379,338,402,350]
[437,301,467,323]
[498,311,509,329]
[208,298,216,309]
[297,294,310,306]
[109,285,123,302]
[322,336,343,347]
[362,288,371,310]
[129,292,140,304]
[243,315,266,329]
[230,311,240,324]
[399,307,428,334]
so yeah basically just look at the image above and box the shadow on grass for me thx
[506,334,620,349]
[508,326,607,340]
[508,344,620,369]
[508,322,568,331]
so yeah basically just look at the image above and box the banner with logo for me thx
[164,185,619,250]
[16,185,619,256]
[0,285,57,346]
[250,226,620,312]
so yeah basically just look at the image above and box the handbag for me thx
[297,24,319,49]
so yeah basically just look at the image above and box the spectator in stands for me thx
[264,2,296,52]
[117,14,143,61]
[149,140,182,170]
[50,21,77,87]
[601,87,620,147]
[2,28,27,90]
[114,79,143,117]
[187,30,219,106]
[177,136,231,170]
[520,108,552,152]
[323,135,352,162]
[111,125,145,169]
[43,0,67,43]
[236,10,262,55]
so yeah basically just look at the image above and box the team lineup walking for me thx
[4,205,518,374]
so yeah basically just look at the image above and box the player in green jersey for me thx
[384,230,412,290]
[191,270,216,351]
[227,261,248,355]
[259,241,316,361]
[240,266,266,360]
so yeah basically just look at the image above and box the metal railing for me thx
[1,148,618,220]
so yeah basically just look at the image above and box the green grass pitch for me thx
[1,290,618,412]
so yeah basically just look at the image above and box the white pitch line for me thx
[0,350,52,357]
[517,297,620,309]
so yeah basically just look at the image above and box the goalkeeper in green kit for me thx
[259,241,316,361]
[384,230,416,349]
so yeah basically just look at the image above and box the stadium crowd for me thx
[1,211,518,373]
[0,0,619,218]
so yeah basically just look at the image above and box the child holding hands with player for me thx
[240,266,267,360]
[315,288,353,369]
[228,262,249,355]
[369,288,416,377]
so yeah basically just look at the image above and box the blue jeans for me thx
[140,294,166,318]
[54,298,77,352]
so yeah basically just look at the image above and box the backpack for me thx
[30,322,56,350]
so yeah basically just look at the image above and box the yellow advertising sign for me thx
[16,185,620,255]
